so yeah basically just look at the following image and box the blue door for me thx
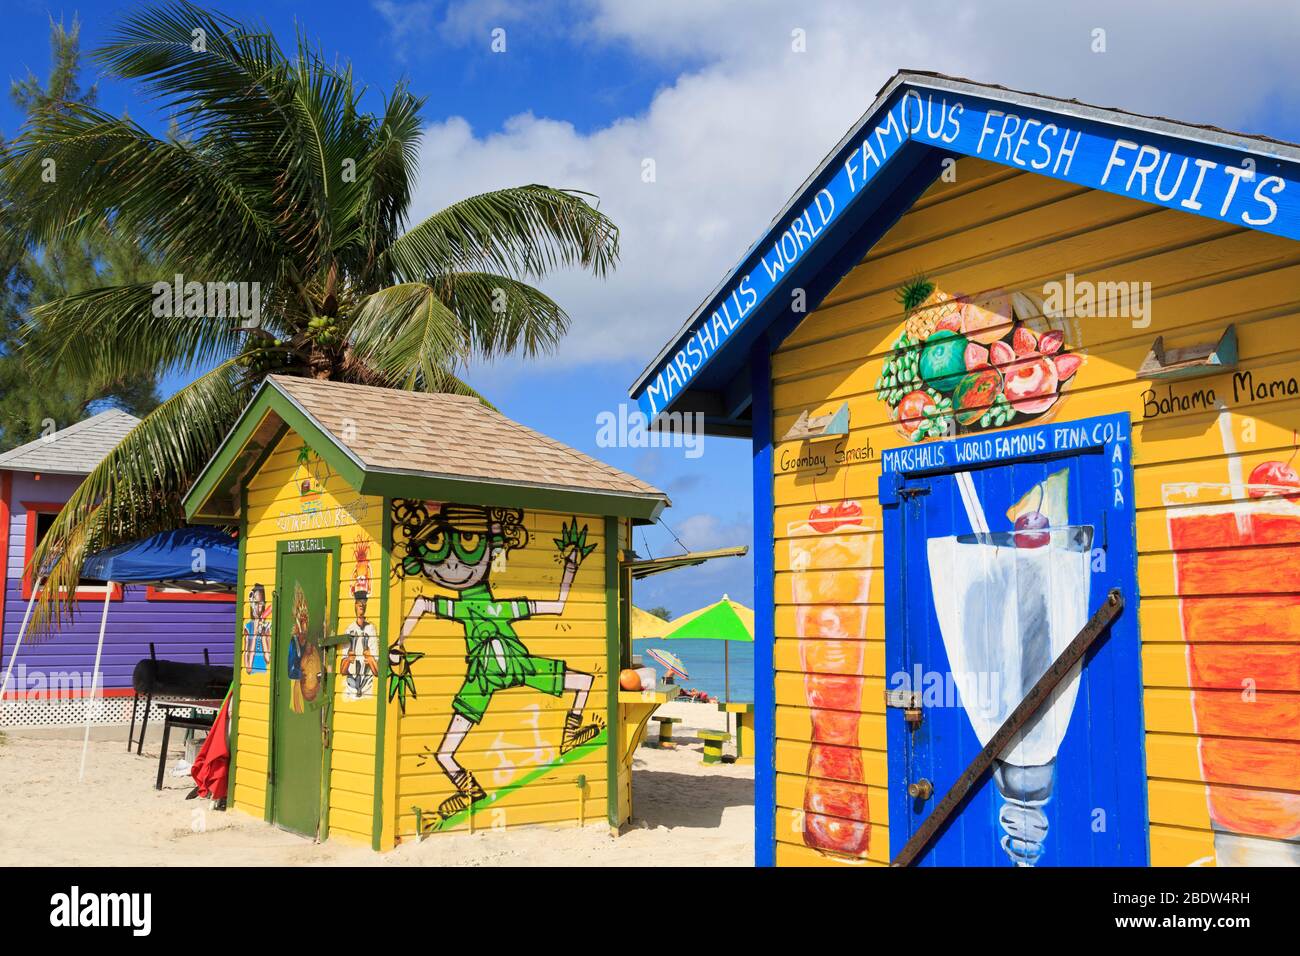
[880,414,1147,866]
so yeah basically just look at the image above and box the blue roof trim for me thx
[630,71,1300,427]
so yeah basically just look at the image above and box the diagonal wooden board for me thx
[892,589,1124,867]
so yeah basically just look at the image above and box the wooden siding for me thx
[389,509,610,842]
[769,156,1300,866]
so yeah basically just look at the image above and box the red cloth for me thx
[190,694,232,799]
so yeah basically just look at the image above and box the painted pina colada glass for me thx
[926,524,1093,865]
[1163,481,1300,866]
[789,504,874,861]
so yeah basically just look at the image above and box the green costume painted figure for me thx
[392,501,602,821]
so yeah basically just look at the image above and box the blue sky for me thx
[5,0,1300,615]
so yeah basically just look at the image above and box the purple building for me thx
[0,410,235,727]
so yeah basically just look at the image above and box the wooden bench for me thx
[649,715,681,749]
[698,729,732,765]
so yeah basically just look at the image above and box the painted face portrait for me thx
[394,502,527,591]
[248,584,266,619]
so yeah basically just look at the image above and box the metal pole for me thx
[724,641,730,702]
[724,641,732,738]
[79,582,114,782]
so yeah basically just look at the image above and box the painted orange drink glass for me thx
[1163,482,1300,865]
[788,506,874,860]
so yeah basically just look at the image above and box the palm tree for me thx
[1,1,618,630]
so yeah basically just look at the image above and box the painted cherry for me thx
[1248,460,1300,497]
[809,501,864,533]
[1013,510,1051,548]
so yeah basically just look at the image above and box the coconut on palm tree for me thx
[0,1,618,630]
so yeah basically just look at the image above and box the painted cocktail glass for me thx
[926,526,1093,865]
[1163,482,1300,866]
[789,513,874,860]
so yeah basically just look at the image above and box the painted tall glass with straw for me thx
[1163,480,1300,865]
[926,525,1092,865]
[789,505,874,861]
[926,471,1091,866]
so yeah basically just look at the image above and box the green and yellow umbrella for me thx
[660,595,753,702]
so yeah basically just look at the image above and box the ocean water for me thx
[632,638,754,703]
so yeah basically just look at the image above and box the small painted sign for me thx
[881,413,1132,514]
[276,497,369,533]
[286,538,329,553]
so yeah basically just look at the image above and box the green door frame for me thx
[267,535,343,839]
[370,500,394,850]
[604,516,621,827]
[227,488,247,803]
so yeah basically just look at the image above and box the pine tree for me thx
[0,16,161,451]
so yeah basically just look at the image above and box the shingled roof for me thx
[0,408,138,476]
[184,376,669,523]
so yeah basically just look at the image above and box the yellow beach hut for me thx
[183,375,668,848]
[631,71,1300,867]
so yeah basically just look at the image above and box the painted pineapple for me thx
[899,277,962,341]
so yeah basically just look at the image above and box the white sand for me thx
[0,702,752,867]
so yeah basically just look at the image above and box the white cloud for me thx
[395,0,1300,368]
[672,511,753,552]
[371,0,437,61]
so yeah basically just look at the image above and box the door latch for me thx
[885,687,923,729]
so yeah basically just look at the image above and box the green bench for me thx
[698,729,732,765]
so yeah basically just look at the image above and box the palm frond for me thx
[432,271,570,359]
[2,105,281,277]
[354,84,424,279]
[348,282,471,388]
[383,185,619,283]
[22,280,268,382]
[95,1,351,272]
[24,357,253,634]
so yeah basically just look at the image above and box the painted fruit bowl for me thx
[878,277,1083,441]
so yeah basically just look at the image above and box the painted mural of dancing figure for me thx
[391,501,602,821]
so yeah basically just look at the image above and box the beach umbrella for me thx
[645,648,689,680]
[660,595,753,702]
[630,606,670,640]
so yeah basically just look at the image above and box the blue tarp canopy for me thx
[81,527,238,588]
